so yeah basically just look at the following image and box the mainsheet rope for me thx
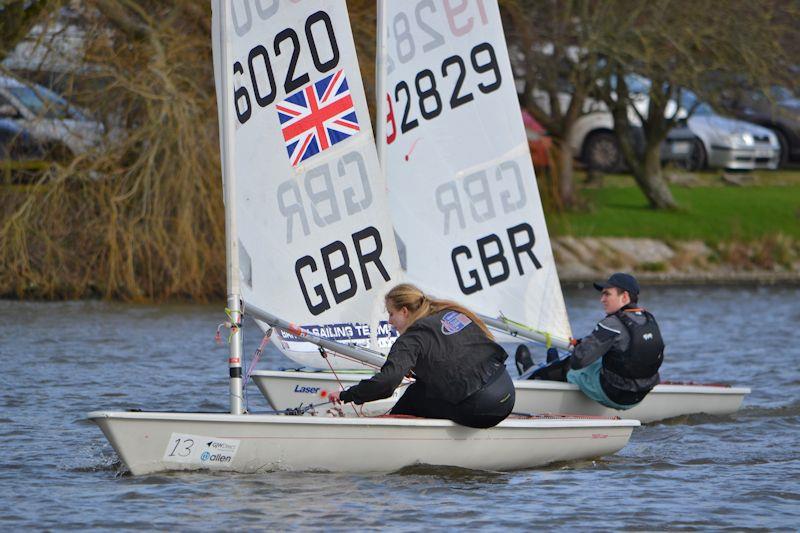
[217,302,398,416]
[242,329,273,411]
[319,346,362,417]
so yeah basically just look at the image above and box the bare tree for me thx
[504,0,798,210]
[502,0,617,209]
[594,0,797,209]
[0,1,223,300]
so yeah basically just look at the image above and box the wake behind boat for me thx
[87,1,638,476]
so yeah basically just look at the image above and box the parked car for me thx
[531,88,693,173]
[0,74,103,157]
[678,91,781,171]
[0,118,47,160]
[719,86,800,167]
[562,82,780,172]
[521,109,552,169]
[572,112,697,173]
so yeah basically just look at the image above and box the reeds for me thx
[0,0,385,302]
[0,1,224,301]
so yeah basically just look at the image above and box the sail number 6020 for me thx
[233,10,339,124]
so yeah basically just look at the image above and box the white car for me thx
[0,74,103,156]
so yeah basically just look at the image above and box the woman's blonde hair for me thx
[385,283,494,339]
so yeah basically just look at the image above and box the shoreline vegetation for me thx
[0,2,797,302]
[2,167,798,302]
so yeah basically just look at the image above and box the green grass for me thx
[548,173,800,242]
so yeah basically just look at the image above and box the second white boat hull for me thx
[89,411,638,476]
[252,370,750,423]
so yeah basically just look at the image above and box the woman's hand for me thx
[327,391,342,404]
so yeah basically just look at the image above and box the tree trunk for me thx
[632,144,678,209]
[555,139,576,209]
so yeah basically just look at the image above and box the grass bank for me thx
[548,170,800,243]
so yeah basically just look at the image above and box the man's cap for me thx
[593,272,640,296]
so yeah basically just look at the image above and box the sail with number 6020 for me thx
[220,2,404,369]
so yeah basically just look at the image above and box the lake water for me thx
[1,285,798,529]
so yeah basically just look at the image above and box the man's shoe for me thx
[515,344,534,375]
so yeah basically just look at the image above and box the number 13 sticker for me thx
[163,432,241,466]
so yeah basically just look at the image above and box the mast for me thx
[375,0,387,167]
[217,0,243,415]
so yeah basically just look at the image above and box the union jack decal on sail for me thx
[277,69,360,167]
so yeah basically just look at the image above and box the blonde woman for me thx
[330,283,515,428]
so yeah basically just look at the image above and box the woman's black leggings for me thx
[390,367,515,428]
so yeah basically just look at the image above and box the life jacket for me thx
[602,309,664,385]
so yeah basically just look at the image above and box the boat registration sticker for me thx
[162,433,241,466]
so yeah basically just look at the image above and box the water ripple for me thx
[1,288,798,529]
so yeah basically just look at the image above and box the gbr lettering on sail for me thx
[222,1,400,321]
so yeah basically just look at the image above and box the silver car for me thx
[681,97,780,171]
[0,74,103,156]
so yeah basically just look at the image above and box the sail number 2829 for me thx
[386,42,501,142]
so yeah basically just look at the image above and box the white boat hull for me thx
[88,411,638,476]
[252,370,750,423]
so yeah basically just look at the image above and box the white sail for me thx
[376,0,571,345]
[212,0,402,369]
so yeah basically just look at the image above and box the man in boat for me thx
[528,272,664,409]
[329,283,515,428]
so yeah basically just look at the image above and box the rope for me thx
[242,329,273,411]
[319,346,361,417]
[244,329,272,388]
[223,307,241,344]
[312,345,383,371]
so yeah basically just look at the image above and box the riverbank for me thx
[1,167,798,300]
[546,168,800,284]
[553,236,800,284]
